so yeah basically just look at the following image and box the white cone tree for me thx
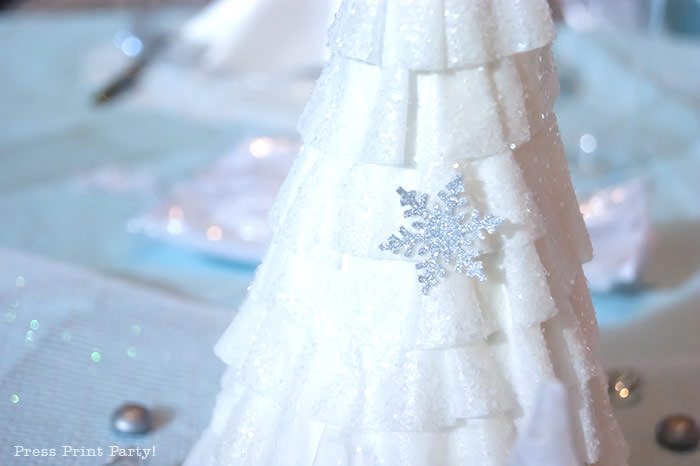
[186,1,628,465]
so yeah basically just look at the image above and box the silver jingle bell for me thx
[607,367,642,408]
[656,414,700,452]
[111,403,152,436]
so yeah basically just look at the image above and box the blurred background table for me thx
[1,3,700,465]
[0,6,267,305]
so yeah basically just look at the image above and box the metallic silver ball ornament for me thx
[111,403,152,435]
[607,368,642,408]
[656,414,699,452]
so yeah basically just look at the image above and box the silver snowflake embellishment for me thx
[379,174,503,295]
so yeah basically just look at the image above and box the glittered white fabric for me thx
[298,46,559,166]
[327,0,555,71]
[184,0,628,465]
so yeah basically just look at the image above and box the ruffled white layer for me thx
[186,375,626,466]
[277,116,590,267]
[187,265,626,464]
[213,248,600,427]
[298,46,558,166]
[327,0,555,71]
[223,229,593,352]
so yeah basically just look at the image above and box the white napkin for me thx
[180,0,341,72]
[580,178,652,292]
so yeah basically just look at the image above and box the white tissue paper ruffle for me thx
[327,0,555,71]
[509,379,626,466]
[298,46,558,166]
[185,0,628,464]
[275,117,587,266]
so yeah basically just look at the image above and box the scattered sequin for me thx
[120,35,143,57]
[167,219,183,235]
[10,394,19,404]
[169,205,184,220]
[91,351,102,363]
[608,368,641,407]
[579,133,597,154]
[207,226,223,241]
[249,138,274,158]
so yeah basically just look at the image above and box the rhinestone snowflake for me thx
[379,174,503,295]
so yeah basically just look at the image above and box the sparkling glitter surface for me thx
[328,0,555,70]
[380,174,502,294]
